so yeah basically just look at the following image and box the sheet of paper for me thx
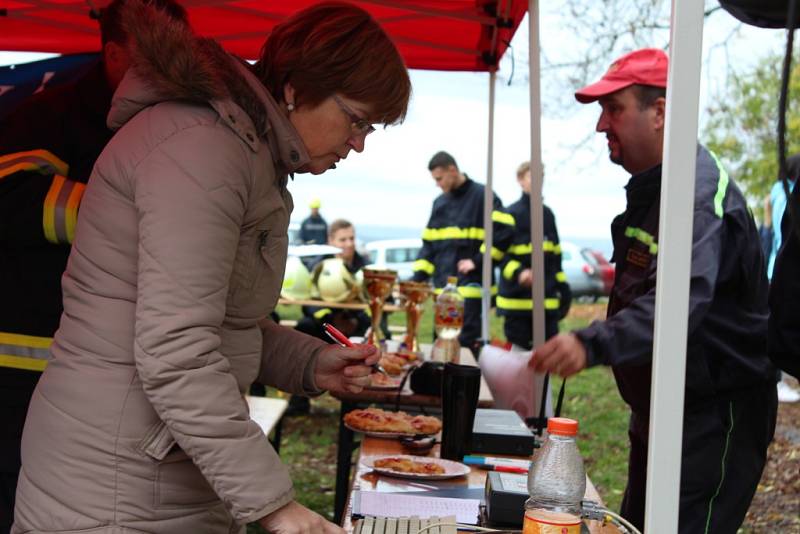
[355,490,481,525]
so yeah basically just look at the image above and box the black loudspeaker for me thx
[719,0,799,28]
[409,361,444,396]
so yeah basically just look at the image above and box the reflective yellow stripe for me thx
[313,308,332,320]
[434,285,497,298]
[491,210,515,226]
[479,243,504,261]
[503,260,522,280]
[496,296,560,311]
[64,181,85,243]
[0,332,53,371]
[507,241,556,255]
[43,175,65,244]
[0,355,48,371]
[708,150,729,219]
[42,176,83,244]
[412,259,435,275]
[556,271,567,283]
[0,149,69,179]
[422,226,484,241]
[624,227,658,255]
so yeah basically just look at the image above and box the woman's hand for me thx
[259,500,344,534]
[314,343,380,394]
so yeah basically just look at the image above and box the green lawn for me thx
[250,302,629,531]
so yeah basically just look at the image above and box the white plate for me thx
[343,422,436,439]
[364,374,402,390]
[361,454,470,480]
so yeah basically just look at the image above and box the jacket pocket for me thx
[253,230,288,306]
[155,447,219,509]
[137,420,176,461]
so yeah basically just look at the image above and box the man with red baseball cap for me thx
[530,48,777,532]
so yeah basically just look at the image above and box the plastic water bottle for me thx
[523,417,585,533]
[431,276,463,363]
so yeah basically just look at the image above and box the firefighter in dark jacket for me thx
[299,198,328,244]
[531,49,777,533]
[412,151,514,355]
[0,2,187,530]
[498,161,571,348]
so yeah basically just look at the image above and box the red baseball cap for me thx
[574,48,669,103]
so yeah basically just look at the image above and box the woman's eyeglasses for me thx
[332,95,376,137]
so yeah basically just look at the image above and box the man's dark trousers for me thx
[620,383,777,532]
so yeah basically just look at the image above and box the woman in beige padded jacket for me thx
[12,3,410,533]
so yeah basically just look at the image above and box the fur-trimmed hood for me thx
[107,0,309,172]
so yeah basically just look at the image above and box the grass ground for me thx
[251,302,797,532]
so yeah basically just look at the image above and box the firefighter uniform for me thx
[0,60,114,530]
[497,194,571,348]
[412,176,513,352]
[574,146,777,532]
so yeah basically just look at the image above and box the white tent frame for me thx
[479,0,705,530]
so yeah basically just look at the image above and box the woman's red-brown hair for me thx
[254,2,411,125]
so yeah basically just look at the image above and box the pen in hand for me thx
[322,322,390,377]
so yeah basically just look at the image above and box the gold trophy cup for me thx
[398,281,432,353]
[362,269,397,347]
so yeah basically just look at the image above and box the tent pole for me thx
[645,0,705,530]
[528,0,546,363]
[481,71,497,346]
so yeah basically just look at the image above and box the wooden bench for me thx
[245,395,289,454]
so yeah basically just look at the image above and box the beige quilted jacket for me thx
[13,4,327,533]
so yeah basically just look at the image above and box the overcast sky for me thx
[0,5,787,243]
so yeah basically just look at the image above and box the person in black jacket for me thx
[0,1,188,530]
[412,151,514,356]
[298,198,328,244]
[530,48,777,533]
[769,162,800,381]
[498,161,571,347]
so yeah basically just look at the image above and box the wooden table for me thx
[331,347,492,523]
[245,395,288,454]
[278,297,403,312]
[342,437,620,533]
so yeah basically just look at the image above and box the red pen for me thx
[323,322,354,347]
[478,465,529,474]
[323,323,388,376]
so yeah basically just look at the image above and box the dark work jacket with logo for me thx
[575,146,776,416]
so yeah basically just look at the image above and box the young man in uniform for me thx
[498,161,571,348]
[0,1,188,529]
[290,220,371,415]
[497,162,571,418]
[412,151,514,355]
[530,48,777,532]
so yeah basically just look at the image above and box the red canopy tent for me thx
[0,0,526,71]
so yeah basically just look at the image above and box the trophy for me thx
[398,281,432,353]
[362,268,397,346]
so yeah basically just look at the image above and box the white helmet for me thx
[281,256,312,300]
[312,258,361,303]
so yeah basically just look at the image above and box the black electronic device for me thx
[484,471,528,526]
[471,408,535,456]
